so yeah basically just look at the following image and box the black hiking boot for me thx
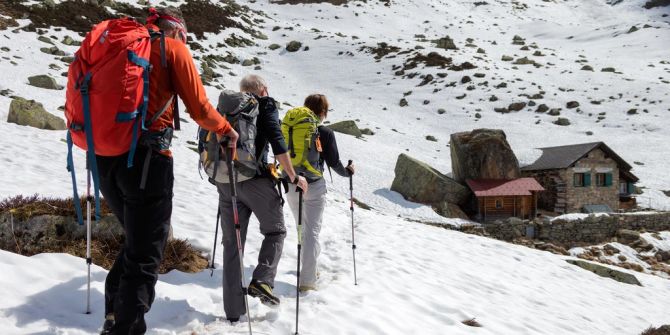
[100,314,114,335]
[248,279,280,306]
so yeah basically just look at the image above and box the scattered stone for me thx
[461,76,472,84]
[7,97,66,130]
[38,36,54,45]
[419,74,434,86]
[61,35,81,46]
[548,108,561,116]
[475,113,482,119]
[40,46,65,56]
[28,75,63,90]
[327,120,363,138]
[535,104,549,113]
[60,56,75,64]
[494,107,509,114]
[604,244,621,254]
[476,48,486,54]
[581,65,594,71]
[399,98,408,107]
[286,41,302,52]
[512,35,525,45]
[437,108,446,115]
[268,44,281,50]
[566,101,580,109]
[508,102,527,112]
[489,95,499,102]
[501,55,514,62]
[553,117,570,126]
[528,100,536,107]
[566,260,641,286]
[627,109,638,115]
[360,128,375,136]
[433,35,458,50]
[473,73,486,78]
[513,57,535,65]
[627,26,639,34]
[601,67,617,73]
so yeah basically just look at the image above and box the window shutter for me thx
[627,182,634,194]
[584,173,591,187]
[605,173,612,187]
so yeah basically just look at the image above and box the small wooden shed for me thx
[466,178,545,223]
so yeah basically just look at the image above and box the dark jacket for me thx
[318,125,351,179]
[255,96,288,178]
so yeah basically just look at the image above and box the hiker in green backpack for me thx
[283,94,355,292]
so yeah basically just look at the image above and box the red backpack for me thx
[65,18,161,224]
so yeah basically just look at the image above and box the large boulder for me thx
[566,259,642,286]
[449,129,520,183]
[391,153,470,205]
[327,120,363,137]
[28,75,63,90]
[7,97,66,130]
[434,202,469,220]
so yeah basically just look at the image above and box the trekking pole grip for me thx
[347,160,353,190]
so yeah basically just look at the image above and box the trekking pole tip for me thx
[347,159,353,166]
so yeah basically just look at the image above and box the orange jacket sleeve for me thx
[167,39,231,135]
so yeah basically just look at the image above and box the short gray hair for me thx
[239,74,267,95]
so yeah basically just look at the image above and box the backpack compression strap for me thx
[68,72,102,222]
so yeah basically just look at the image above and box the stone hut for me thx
[521,142,638,214]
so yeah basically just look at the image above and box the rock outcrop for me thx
[449,129,520,183]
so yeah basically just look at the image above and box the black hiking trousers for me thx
[96,145,173,334]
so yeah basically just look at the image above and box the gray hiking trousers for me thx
[286,178,328,287]
[216,177,286,319]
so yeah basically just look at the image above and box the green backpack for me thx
[281,107,323,180]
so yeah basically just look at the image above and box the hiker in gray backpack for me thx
[201,74,308,322]
[284,94,355,292]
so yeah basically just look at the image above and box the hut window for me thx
[495,199,503,209]
[596,173,606,187]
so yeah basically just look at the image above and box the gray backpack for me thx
[199,90,259,184]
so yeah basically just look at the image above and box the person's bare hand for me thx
[217,129,239,156]
[296,175,308,193]
[346,163,355,176]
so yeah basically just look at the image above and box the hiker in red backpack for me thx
[65,7,238,335]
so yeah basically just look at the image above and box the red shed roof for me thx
[466,178,545,197]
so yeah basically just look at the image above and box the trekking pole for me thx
[224,142,253,335]
[295,174,304,335]
[85,163,92,314]
[348,160,358,286]
[209,209,220,277]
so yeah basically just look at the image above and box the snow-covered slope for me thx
[1,0,670,334]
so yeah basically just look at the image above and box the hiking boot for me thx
[100,314,114,335]
[227,317,240,324]
[248,280,280,306]
[299,284,317,292]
